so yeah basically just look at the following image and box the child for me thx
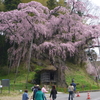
[22,90,29,100]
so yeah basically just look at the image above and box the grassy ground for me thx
[0,63,100,92]
[65,62,100,91]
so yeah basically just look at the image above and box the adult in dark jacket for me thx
[50,85,57,100]
[71,81,76,97]
[33,85,39,100]
[72,81,76,91]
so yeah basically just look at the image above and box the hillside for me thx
[0,61,99,92]
[65,62,99,91]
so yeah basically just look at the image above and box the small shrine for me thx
[40,65,57,85]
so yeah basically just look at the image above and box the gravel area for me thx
[0,92,32,100]
[0,95,22,100]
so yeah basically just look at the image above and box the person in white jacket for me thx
[68,84,74,100]
[41,85,48,100]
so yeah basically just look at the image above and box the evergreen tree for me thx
[47,0,57,10]
[0,34,9,66]
[0,0,5,11]
[4,0,21,11]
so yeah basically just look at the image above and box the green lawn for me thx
[65,62,100,92]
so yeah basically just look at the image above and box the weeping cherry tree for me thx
[0,0,100,86]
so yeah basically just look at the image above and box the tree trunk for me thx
[54,58,68,87]
[26,36,33,89]
[57,66,68,87]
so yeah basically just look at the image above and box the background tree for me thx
[4,0,21,11]
[0,0,5,11]
[47,0,57,10]
[0,34,10,66]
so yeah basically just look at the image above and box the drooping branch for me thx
[48,6,61,19]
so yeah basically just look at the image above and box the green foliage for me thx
[28,12,35,17]
[34,65,44,72]
[34,72,40,84]
[47,0,57,10]
[33,65,44,84]
[4,0,21,11]
[0,1,5,11]
[77,11,84,17]
[0,66,8,75]
[0,35,9,66]
[0,0,48,11]
[1,0,66,12]
[22,0,48,6]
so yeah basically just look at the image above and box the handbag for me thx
[50,98,52,100]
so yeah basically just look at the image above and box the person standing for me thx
[50,85,57,100]
[68,84,74,100]
[22,90,29,100]
[71,81,76,97]
[42,85,48,100]
[33,85,39,100]
[31,85,35,91]
[35,87,44,100]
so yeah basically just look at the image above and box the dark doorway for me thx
[50,72,54,80]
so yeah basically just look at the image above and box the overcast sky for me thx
[88,0,100,57]
[89,0,100,7]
